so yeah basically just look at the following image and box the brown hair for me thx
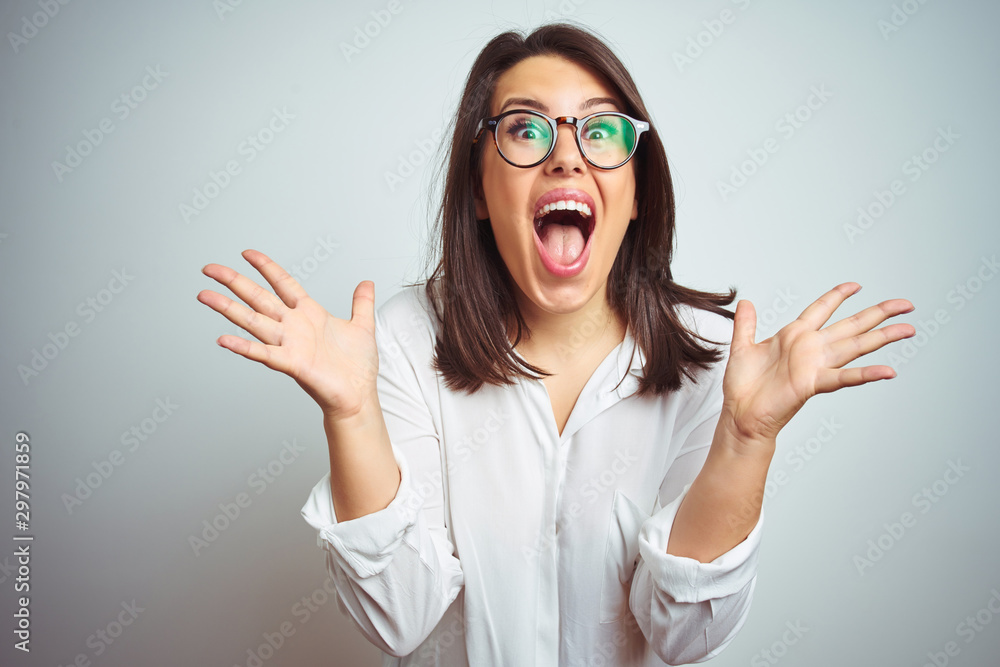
[409,21,736,397]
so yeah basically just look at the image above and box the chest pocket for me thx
[599,490,659,624]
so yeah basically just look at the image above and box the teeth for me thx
[535,200,592,219]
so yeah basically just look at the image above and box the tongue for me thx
[538,222,585,265]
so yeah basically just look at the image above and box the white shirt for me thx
[300,284,763,666]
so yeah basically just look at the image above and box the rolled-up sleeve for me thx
[299,298,464,658]
[629,480,762,665]
[629,317,762,664]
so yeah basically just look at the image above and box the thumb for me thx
[350,280,376,334]
[732,299,757,351]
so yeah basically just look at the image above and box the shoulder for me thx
[374,283,438,358]
[667,302,734,403]
[376,282,431,327]
[372,284,443,418]
[674,302,735,351]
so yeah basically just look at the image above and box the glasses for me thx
[473,109,650,169]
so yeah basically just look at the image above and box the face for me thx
[474,54,638,323]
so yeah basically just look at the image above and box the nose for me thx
[544,119,586,173]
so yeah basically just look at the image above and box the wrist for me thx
[712,408,777,465]
[321,389,380,425]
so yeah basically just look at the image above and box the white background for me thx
[1,1,998,665]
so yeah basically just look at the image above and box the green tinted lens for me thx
[496,112,553,166]
[581,115,636,167]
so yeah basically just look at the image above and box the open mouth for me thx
[532,197,595,268]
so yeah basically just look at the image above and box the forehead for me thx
[490,54,621,116]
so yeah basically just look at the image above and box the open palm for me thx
[720,282,915,445]
[197,249,379,420]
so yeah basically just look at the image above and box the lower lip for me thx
[532,223,593,278]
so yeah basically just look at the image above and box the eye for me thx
[504,116,550,143]
[582,119,619,142]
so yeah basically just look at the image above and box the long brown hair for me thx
[408,22,736,397]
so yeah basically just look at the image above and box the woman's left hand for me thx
[719,282,915,447]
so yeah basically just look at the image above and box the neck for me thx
[506,283,626,363]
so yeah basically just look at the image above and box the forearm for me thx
[304,410,463,657]
[325,400,401,522]
[666,414,775,563]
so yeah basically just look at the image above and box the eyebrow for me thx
[498,96,622,115]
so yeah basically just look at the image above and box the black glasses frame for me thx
[472,109,650,170]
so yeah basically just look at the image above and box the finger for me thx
[215,333,291,374]
[794,283,861,331]
[821,299,914,342]
[202,261,285,321]
[350,280,376,336]
[197,289,283,345]
[815,364,897,394]
[825,322,916,368]
[241,249,310,309]
[731,299,757,351]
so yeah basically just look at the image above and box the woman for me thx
[197,23,914,666]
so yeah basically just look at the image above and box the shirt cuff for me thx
[637,483,763,604]
[299,442,425,580]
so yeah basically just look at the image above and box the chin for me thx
[526,277,602,314]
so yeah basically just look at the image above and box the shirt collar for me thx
[504,313,646,400]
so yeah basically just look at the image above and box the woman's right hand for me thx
[197,249,379,421]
